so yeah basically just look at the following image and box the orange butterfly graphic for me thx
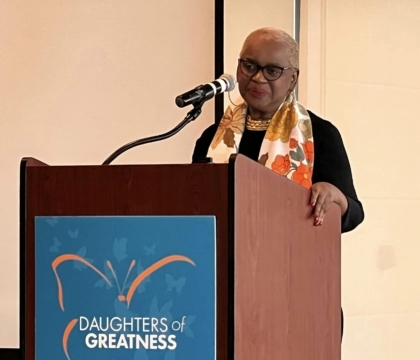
[51,254,195,360]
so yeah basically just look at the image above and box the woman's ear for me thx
[289,69,300,91]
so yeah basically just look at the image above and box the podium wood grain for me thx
[234,155,341,360]
[21,154,341,360]
[21,160,230,360]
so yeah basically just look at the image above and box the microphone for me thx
[175,74,236,108]
[103,74,235,165]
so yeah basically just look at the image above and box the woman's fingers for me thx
[313,192,327,225]
[310,185,321,225]
[310,186,320,207]
[311,182,338,226]
[316,194,333,226]
[318,202,329,225]
[311,186,333,226]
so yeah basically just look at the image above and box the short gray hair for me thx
[240,27,299,68]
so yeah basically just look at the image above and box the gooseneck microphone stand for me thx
[102,100,204,165]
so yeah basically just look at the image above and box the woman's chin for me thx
[245,97,269,110]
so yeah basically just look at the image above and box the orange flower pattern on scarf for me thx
[207,92,314,189]
[271,155,291,175]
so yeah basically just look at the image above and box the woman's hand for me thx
[310,182,348,226]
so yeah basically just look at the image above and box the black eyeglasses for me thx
[238,58,293,81]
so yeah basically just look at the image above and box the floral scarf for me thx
[207,92,314,188]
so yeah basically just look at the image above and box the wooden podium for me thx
[20,154,341,360]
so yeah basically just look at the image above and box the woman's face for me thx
[237,37,298,119]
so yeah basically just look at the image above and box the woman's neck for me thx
[248,108,275,120]
[247,94,289,119]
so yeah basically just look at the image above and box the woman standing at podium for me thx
[192,27,364,337]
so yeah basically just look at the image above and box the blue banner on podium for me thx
[35,216,216,360]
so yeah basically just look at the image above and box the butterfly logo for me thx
[73,247,93,271]
[52,253,195,360]
[49,237,61,253]
[166,274,186,294]
[144,243,156,256]
[67,229,79,239]
[113,238,128,262]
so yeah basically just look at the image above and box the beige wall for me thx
[0,0,215,347]
[301,1,420,359]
